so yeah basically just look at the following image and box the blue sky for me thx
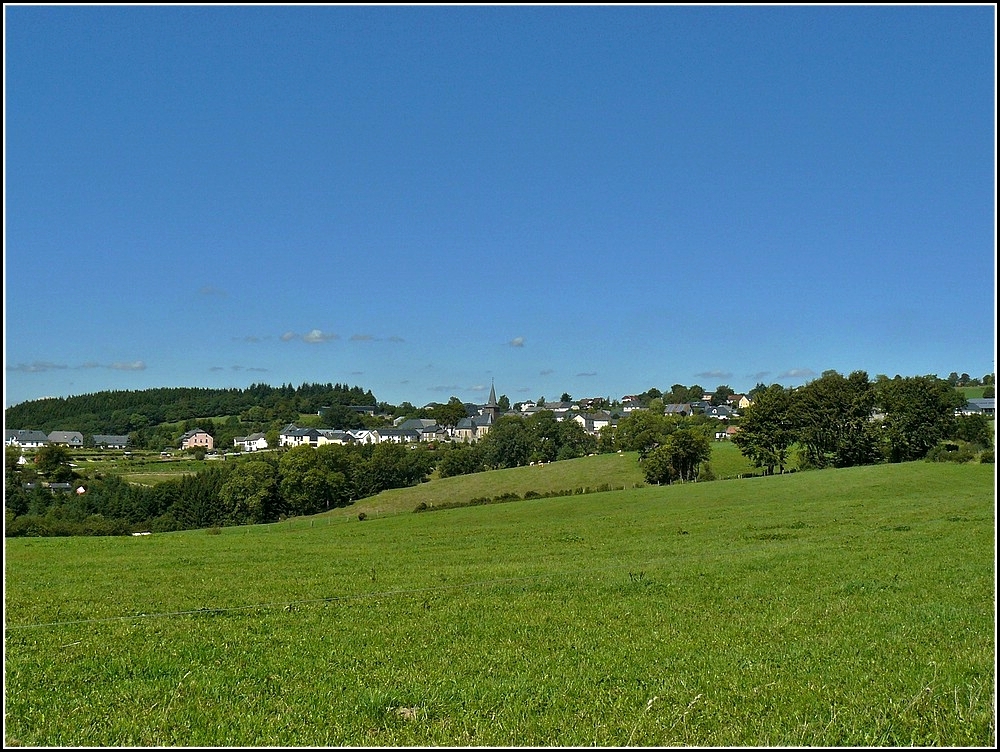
[4,5,996,410]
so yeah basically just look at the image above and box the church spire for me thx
[483,379,500,420]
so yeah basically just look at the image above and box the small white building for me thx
[234,433,269,452]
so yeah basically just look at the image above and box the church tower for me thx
[482,381,500,421]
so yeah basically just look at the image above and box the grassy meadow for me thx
[4,460,995,746]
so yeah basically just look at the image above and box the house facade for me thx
[179,429,214,451]
[233,433,269,452]
[571,411,616,435]
[48,431,84,448]
[453,414,494,443]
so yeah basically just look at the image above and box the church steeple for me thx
[483,380,500,420]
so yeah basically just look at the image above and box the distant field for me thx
[4,461,993,747]
[958,385,992,399]
[80,442,752,500]
[337,445,756,520]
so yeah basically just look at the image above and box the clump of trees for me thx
[732,370,991,474]
[437,411,597,478]
[641,428,713,485]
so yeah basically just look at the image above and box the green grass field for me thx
[4,461,995,746]
[313,444,754,521]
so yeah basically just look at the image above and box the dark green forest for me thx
[4,382,377,437]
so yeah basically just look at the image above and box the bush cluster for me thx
[412,482,643,513]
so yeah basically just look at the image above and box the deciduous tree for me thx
[732,384,794,475]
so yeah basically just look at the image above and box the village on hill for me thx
[5,383,762,454]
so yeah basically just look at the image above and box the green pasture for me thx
[4,461,995,747]
[339,444,756,520]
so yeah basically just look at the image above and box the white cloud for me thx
[508,337,525,347]
[280,331,298,342]
[302,329,338,344]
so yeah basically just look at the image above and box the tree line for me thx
[733,371,993,474]
[3,382,377,437]
[5,441,434,537]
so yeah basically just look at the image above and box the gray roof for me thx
[664,403,692,415]
[48,431,84,444]
[5,429,50,444]
[93,434,130,445]
[456,414,494,429]
[966,398,995,410]
[397,418,438,431]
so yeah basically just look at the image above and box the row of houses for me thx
[5,430,130,450]
[6,387,754,455]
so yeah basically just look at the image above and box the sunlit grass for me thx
[4,461,994,746]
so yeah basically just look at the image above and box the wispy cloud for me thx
[576,371,598,377]
[539,369,555,376]
[350,334,405,343]
[281,329,340,343]
[109,361,146,371]
[9,360,147,373]
[199,285,227,298]
[508,336,525,347]
[696,370,732,380]
[429,384,462,392]
[302,329,339,344]
[779,368,816,380]
[749,371,771,381]
[236,335,263,343]
[7,361,69,373]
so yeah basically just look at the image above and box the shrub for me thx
[925,441,977,464]
[980,449,994,464]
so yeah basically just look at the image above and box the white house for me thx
[234,433,269,452]
[5,429,49,448]
[571,411,616,435]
